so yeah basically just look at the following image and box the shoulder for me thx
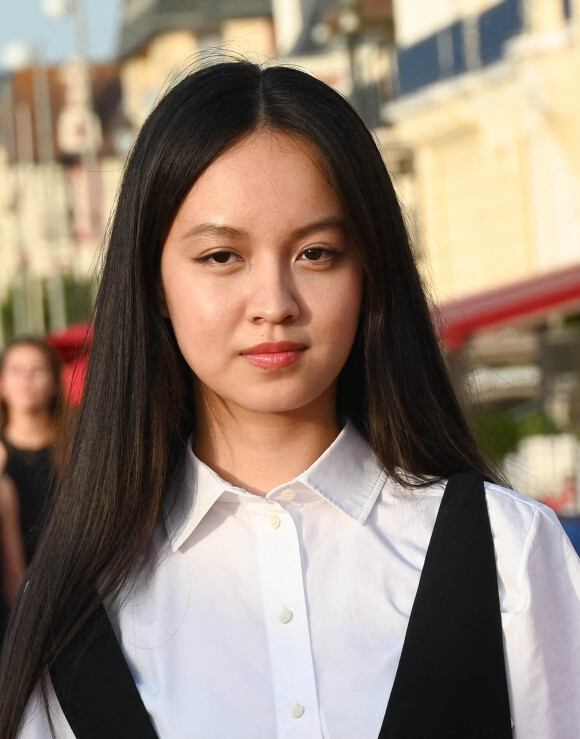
[482,479,572,553]
[390,475,580,580]
[484,479,555,522]
[482,479,580,610]
[482,484,580,735]
[484,478,552,514]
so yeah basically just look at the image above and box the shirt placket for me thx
[254,499,323,739]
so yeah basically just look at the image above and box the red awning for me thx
[436,264,580,350]
[46,322,92,404]
[47,322,92,363]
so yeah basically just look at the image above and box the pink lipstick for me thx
[242,342,306,369]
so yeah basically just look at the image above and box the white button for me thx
[280,488,295,501]
[269,514,281,529]
[279,607,293,624]
[290,703,305,718]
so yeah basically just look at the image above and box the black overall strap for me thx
[50,601,158,738]
[379,471,512,738]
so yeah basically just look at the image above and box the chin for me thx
[234,392,329,416]
[240,403,308,415]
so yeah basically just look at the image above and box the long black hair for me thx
[0,60,498,736]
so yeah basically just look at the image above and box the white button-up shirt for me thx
[20,422,580,738]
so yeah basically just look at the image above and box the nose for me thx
[245,263,300,324]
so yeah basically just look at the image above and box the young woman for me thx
[0,338,63,565]
[1,61,579,739]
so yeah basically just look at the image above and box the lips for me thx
[241,342,307,369]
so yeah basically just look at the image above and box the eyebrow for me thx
[181,216,348,243]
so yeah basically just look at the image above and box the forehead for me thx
[173,129,341,226]
[2,344,49,368]
[211,128,329,178]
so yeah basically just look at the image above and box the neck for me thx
[193,400,341,496]
[4,411,55,450]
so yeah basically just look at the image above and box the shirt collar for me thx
[163,420,387,551]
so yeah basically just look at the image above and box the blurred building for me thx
[116,1,395,128]
[118,0,275,126]
[384,0,580,298]
[381,0,580,505]
[0,61,124,335]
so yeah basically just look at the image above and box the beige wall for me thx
[384,13,580,300]
[526,0,569,32]
[121,30,198,126]
[220,17,275,61]
[121,18,275,126]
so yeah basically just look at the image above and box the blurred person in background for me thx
[0,62,579,739]
[0,337,64,565]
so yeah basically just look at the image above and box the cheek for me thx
[321,278,363,337]
[166,290,235,366]
[1,375,22,394]
[171,300,231,342]
[165,272,233,327]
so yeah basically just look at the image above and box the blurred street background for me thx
[2,0,580,523]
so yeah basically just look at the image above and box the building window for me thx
[394,0,523,99]
[478,0,522,66]
[396,33,440,97]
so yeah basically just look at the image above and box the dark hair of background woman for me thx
[0,60,501,736]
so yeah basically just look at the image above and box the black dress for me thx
[2,438,54,564]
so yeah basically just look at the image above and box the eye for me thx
[211,251,234,264]
[299,247,339,262]
[197,250,239,265]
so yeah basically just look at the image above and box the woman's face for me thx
[159,130,363,420]
[0,344,57,415]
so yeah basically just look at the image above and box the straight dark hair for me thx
[0,60,499,736]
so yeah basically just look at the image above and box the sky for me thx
[0,0,122,71]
